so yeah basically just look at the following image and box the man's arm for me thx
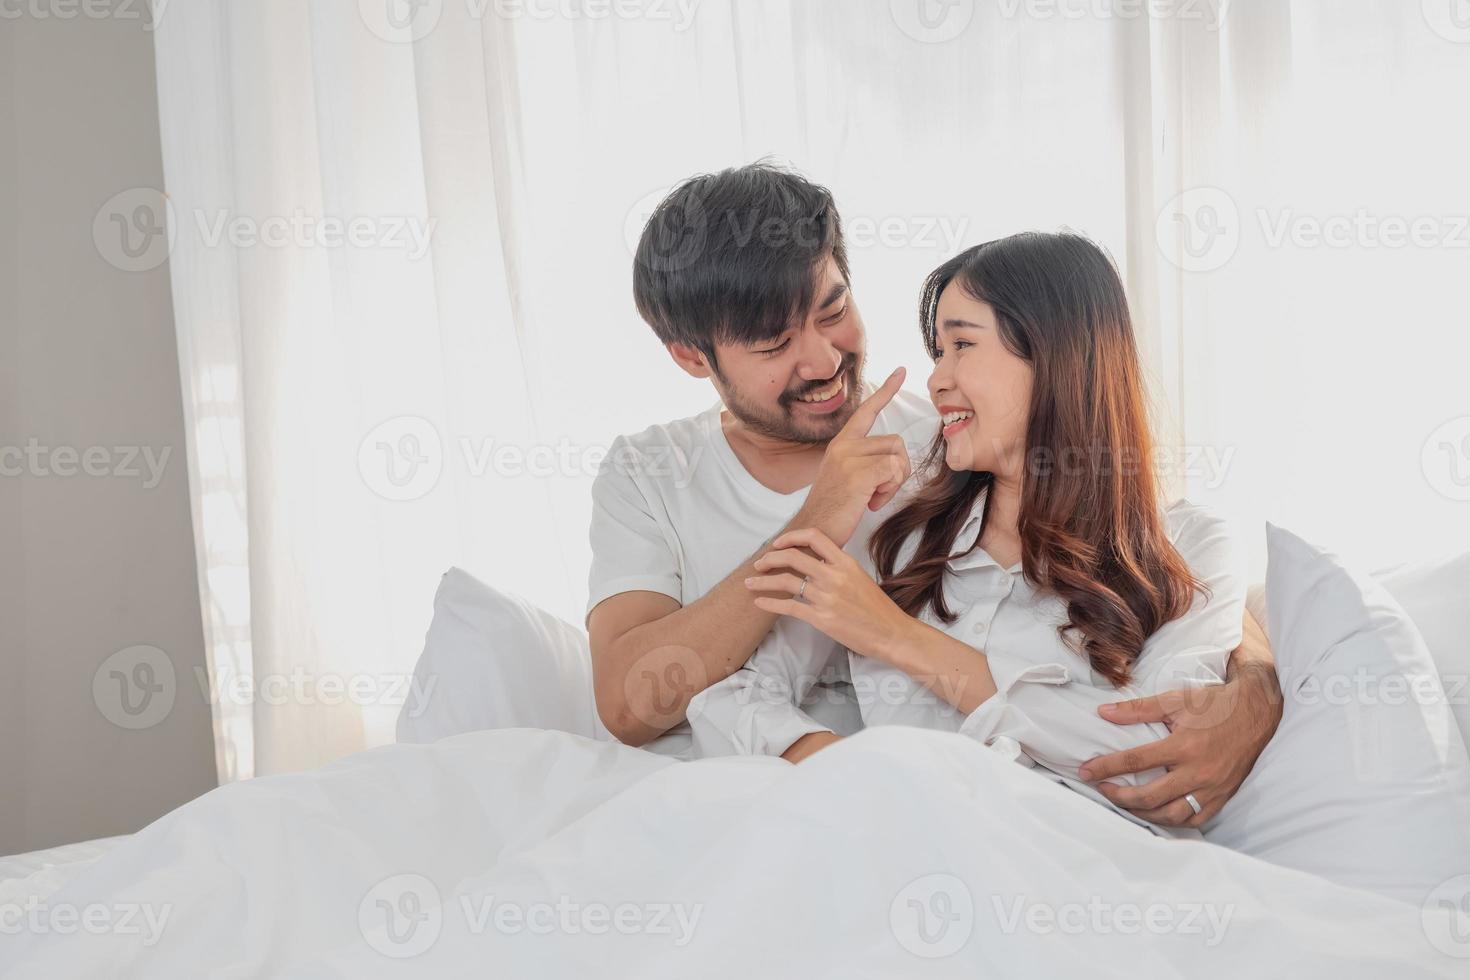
[588,550,784,746]
[1079,609,1283,828]
[589,368,912,746]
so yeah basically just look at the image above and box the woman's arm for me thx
[748,528,999,707]
[685,618,844,760]
[747,527,1215,802]
[872,617,999,715]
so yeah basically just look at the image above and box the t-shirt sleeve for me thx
[586,436,683,621]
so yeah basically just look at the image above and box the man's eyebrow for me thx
[818,282,849,308]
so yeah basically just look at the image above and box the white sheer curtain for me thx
[1149,3,1470,578]
[151,0,1470,781]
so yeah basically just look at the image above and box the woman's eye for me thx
[952,339,972,351]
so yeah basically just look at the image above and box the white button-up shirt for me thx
[686,493,1247,837]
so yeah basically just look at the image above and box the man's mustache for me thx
[782,356,858,404]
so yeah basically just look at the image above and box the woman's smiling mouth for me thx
[939,406,974,436]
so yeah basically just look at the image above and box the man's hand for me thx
[792,367,912,547]
[781,731,842,763]
[1079,612,1283,828]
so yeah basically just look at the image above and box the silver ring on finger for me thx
[1184,793,1202,816]
[797,577,809,600]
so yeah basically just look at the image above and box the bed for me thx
[3,536,1467,977]
[0,837,128,910]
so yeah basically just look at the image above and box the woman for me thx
[686,231,1246,837]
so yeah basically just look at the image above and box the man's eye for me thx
[758,339,791,356]
[823,304,849,325]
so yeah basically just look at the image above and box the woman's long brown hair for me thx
[869,232,1202,688]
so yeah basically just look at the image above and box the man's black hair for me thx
[632,161,850,367]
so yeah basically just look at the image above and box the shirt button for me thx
[972,621,987,635]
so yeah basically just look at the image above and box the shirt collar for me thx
[948,485,1007,573]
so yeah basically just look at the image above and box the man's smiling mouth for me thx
[790,372,850,415]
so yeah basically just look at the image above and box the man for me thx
[586,162,1281,828]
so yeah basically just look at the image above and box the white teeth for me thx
[942,411,974,426]
[798,378,844,403]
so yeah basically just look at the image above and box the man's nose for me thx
[794,328,843,382]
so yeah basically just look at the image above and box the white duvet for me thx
[1,726,1459,978]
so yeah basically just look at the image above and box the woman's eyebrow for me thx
[940,318,985,331]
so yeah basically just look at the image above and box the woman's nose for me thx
[927,360,950,400]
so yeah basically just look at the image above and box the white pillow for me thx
[395,568,609,744]
[1207,525,1470,904]
[1377,550,1470,750]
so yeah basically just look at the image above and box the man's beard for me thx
[719,352,864,446]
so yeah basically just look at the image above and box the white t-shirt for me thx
[586,385,938,754]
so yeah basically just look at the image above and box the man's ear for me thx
[667,342,715,380]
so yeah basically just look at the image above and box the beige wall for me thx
[0,9,216,855]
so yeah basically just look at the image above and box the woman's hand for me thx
[746,527,913,663]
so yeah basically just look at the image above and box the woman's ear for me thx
[667,342,714,380]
